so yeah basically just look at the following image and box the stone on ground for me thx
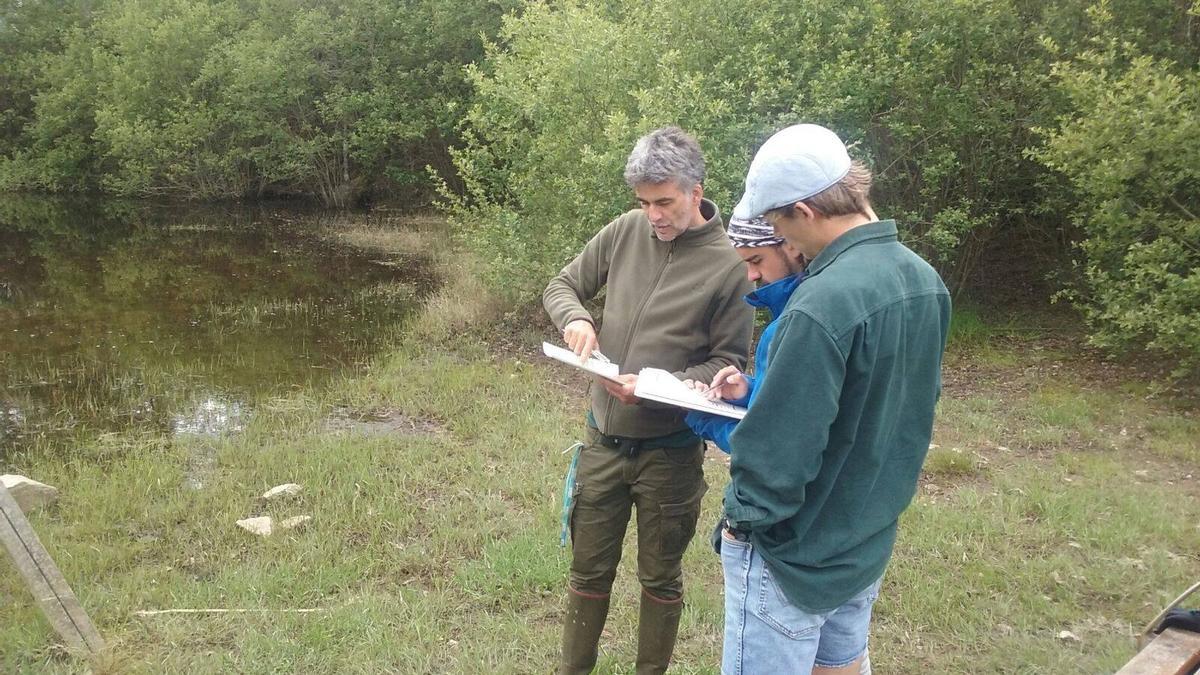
[236,516,274,536]
[1,474,60,512]
[261,483,303,500]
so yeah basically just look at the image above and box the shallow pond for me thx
[0,197,435,459]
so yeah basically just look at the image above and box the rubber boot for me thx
[560,587,610,675]
[635,590,683,675]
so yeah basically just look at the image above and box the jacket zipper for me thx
[605,240,675,425]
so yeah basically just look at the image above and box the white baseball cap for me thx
[732,124,852,220]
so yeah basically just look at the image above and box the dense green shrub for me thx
[4,0,1200,372]
[0,0,513,204]
[443,0,1073,296]
[438,3,650,294]
[0,0,85,168]
[1036,36,1199,375]
[445,0,1200,376]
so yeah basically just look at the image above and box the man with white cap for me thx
[702,124,951,674]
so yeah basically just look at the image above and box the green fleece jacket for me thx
[543,199,754,439]
[724,220,951,612]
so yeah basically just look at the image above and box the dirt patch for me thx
[324,408,445,436]
[938,331,1200,498]
[486,301,562,360]
[945,330,1198,403]
[484,301,597,403]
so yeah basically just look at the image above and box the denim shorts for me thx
[720,531,882,674]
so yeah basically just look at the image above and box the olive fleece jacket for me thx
[543,199,754,439]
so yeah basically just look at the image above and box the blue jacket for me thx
[685,272,803,452]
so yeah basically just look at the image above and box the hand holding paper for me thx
[542,342,622,383]
[601,373,639,405]
[541,345,747,419]
[634,368,747,419]
[562,319,599,362]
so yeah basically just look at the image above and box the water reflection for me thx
[171,396,249,437]
[0,196,436,459]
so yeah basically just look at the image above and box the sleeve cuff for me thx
[724,503,768,529]
[563,313,595,329]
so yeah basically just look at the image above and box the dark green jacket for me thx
[724,220,950,612]
[543,199,754,439]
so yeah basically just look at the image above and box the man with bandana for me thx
[683,215,805,455]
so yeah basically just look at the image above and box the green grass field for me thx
[2,220,1198,673]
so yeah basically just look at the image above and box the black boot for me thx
[636,590,683,674]
[560,587,610,675]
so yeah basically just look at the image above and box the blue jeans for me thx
[721,532,882,674]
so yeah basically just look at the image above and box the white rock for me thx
[236,514,311,537]
[236,516,273,536]
[1057,630,1081,642]
[1,475,60,512]
[261,483,303,500]
[279,515,311,531]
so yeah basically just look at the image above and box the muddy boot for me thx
[635,590,683,675]
[560,587,610,675]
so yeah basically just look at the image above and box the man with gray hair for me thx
[544,126,753,674]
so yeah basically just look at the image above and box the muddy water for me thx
[0,197,435,459]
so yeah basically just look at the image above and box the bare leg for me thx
[814,648,871,675]
[813,657,863,675]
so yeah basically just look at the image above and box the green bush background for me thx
[2,0,1198,374]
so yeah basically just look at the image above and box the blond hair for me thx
[767,160,873,219]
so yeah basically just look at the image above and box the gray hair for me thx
[623,126,706,189]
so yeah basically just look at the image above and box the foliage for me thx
[444,0,1200,372]
[0,0,85,164]
[0,0,514,204]
[1036,36,1200,375]
[437,2,650,297]
[444,0,1162,291]
[3,0,1200,368]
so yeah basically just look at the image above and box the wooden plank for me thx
[1116,628,1200,675]
[0,483,104,655]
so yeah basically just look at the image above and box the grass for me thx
[2,219,1199,673]
[922,446,982,478]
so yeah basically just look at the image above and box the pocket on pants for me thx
[661,443,702,466]
[659,484,706,557]
[756,561,823,639]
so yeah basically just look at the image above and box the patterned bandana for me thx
[727,215,785,248]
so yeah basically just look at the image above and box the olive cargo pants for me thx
[567,427,707,600]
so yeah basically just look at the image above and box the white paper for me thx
[541,342,623,383]
[633,368,747,420]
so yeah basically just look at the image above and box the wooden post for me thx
[0,483,104,655]
[1116,628,1200,675]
